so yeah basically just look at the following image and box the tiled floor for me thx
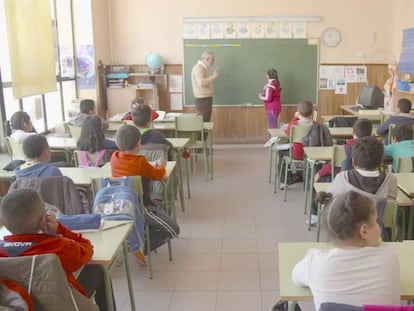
[111,145,316,311]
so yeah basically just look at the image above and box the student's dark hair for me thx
[398,98,412,113]
[77,115,104,153]
[267,68,280,86]
[115,124,141,151]
[10,111,31,131]
[353,118,372,138]
[317,190,375,241]
[131,97,145,109]
[391,124,413,142]
[352,136,383,170]
[0,188,42,234]
[297,101,313,118]
[132,104,152,127]
[23,135,49,159]
[79,99,95,114]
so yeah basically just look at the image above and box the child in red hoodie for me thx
[0,188,114,310]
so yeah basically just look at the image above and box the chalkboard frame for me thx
[183,38,319,107]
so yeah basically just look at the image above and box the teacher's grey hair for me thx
[201,50,215,59]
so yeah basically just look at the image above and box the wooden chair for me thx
[278,125,311,201]
[91,176,173,279]
[175,115,210,183]
[330,144,346,180]
[396,157,414,173]
[0,254,98,311]
[5,136,25,160]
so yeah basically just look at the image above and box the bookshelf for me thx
[103,64,167,115]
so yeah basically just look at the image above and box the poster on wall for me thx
[251,22,265,38]
[319,65,345,89]
[211,23,224,38]
[335,78,347,94]
[76,45,95,89]
[345,66,367,83]
[183,23,197,38]
[224,22,237,38]
[265,22,279,38]
[197,23,210,39]
[237,22,250,38]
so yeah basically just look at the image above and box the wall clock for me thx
[321,27,341,47]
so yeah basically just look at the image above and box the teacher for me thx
[191,50,219,122]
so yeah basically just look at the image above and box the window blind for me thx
[4,0,56,98]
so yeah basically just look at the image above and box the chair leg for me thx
[167,239,173,261]
[185,158,191,198]
[203,145,209,181]
[268,145,274,183]
[283,161,289,202]
[146,226,153,279]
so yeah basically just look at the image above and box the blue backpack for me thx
[92,177,145,253]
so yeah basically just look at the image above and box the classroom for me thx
[1,0,414,310]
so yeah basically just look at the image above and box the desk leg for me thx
[103,265,115,311]
[175,150,185,212]
[185,158,191,198]
[123,241,136,311]
[209,131,213,180]
[304,160,311,214]
[408,207,414,240]
[273,143,279,194]
[307,160,316,230]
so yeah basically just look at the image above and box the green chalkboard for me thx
[183,39,318,106]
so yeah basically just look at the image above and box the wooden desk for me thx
[340,105,383,121]
[47,137,77,150]
[279,242,414,309]
[269,127,355,140]
[83,220,135,311]
[395,173,414,198]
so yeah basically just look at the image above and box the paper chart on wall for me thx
[345,66,367,83]
[170,93,183,110]
[197,23,210,39]
[183,23,197,39]
[211,23,224,38]
[224,22,237,38]
[335,78,347,94]
[279,22,292,38]
[319,65,345,89]
[265,22,279,38]
[293,22,306,38]
[237,22,250,38]
[168,75,183,93]
[251,22,265,38]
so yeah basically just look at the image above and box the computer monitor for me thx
[357,85,384,109]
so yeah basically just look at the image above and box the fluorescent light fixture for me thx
[183,16,321,23]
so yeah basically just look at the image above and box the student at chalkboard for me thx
[258,68,281,128]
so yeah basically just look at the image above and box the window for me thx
[0,0,79,134]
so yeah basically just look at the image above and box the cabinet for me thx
[102,64,167,116]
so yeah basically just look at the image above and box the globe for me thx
[146,53,163,73]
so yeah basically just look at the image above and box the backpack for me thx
[302,123,334,147]
[78,150,106,168]
[92,177,145,253]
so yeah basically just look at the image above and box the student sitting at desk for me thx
[7,111,36,144]
[329,137,397,239]
[15,135,62,178]
[384,124,414,172]
[0,188,115,310]
[111,125,180,265]
[376,98,414,144]
[292,191,400,310]
[71,99,109,130]
[122,97,159,122]
[132,103,173,160]
[314,118,373,182]
[77,115,118,154]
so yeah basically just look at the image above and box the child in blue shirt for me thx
[384,124,414,172]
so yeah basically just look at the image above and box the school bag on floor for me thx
[92,177,145,253]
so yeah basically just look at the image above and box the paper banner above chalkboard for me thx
[182,16,317,39]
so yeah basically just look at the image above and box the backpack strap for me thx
[94,150,106,167]
[78,151,89,167]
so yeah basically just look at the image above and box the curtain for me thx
[4,0,56,98]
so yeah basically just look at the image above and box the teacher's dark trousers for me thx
[195,97,213,122]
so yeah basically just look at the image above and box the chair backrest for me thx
[67,124,82,139]
[288,125,311,159]
[331,145,346,179]
[175,115,203,136]
[139,144,169,201]
[395,157,414,173]
[73,149,108,167]
[8,176,83,215]
[387,123,396,145]
[91,175,144,206]
[0,254,98,311]
[5,137,26,161]
[381,199,398,241]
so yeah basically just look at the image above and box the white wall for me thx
[101,0,414,65]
